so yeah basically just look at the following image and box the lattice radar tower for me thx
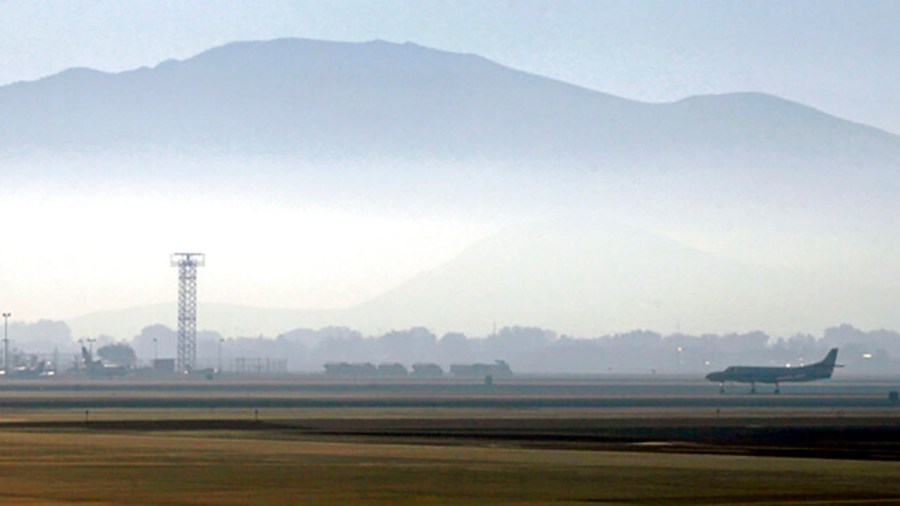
[171,253,205,372]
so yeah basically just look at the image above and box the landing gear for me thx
[750,382,756,394]
[774,383,780,394]
[719,383,725,394]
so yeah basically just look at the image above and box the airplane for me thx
[705,348,839,394]
[1,359,55,379]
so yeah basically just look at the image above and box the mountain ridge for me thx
[4,38,900,337]
[2,37,898,169]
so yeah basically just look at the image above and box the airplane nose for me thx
[706,372,720,381]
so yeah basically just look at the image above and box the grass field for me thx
[1,428,900,505]
[0,378,898,504]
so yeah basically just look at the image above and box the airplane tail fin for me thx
[816,348,839,377]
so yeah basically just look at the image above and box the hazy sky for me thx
[1,0,898,134]
[2,1,899,338]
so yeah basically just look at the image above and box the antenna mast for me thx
[171,253,205,372]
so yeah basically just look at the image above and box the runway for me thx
[0,376,897,460]
[0,376,896,409]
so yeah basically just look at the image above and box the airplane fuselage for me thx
[706,364,830,384]
[706,348,838,392]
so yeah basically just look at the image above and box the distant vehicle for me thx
[377,363,409,378]
[322,362,409,378]
[706,348,839,394]
[324,362,378,377]
[184,365,216,380]
[450,360,512,379]
[411,363,444,378]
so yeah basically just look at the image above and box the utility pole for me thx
[2,312,10,375]
[171,253,205,373]
[218,338,224,372]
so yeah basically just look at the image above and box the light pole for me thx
[2,313,10,375]
[153,337,158,362]
[218,338,224,372]
[86,338,96,359]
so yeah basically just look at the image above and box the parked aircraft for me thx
[1,360,54,379]
[706,348,839,394]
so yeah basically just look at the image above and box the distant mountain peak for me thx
[0,37,896,168]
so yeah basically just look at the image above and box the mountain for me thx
[2,38,899,174]
[339,219,900,336]
[64,219,900,340]
[4,38,900,338]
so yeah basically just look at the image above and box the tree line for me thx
[7,320,899,374]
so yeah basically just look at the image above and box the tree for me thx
[97,343,137,367]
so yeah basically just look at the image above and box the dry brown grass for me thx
[0,427,897,505]
[0,380,897,504]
